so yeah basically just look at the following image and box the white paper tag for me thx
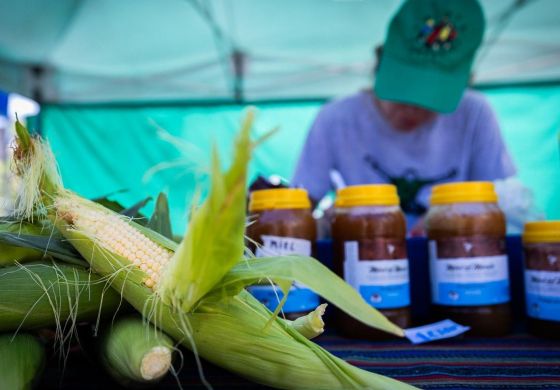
[404,320,470,344]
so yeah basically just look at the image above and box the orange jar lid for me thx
[430,181,498,205]
[248,188,311,212]
[335,184,399,207]
[523,221,560,244]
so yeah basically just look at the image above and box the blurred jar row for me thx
[245,183,560,339]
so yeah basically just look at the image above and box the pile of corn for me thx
[0,116,416,389]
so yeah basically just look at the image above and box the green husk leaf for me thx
[121,196,152,221]
[184,290,414,389]
[157,110,253,312]
[147,193,173,240]
[93,195,151,224]
[0,233,86,267]
[0,262,121,332]
[287,303,327,339]
[101,316,174,385]
[15,119,32,151]
[210,256,404,336]
[0,245,43,267]
[0,219,51,266]
[0,333,45,390]
[0,219,86,267]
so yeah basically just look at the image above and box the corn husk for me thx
[101,316,174,385]
[0,219,86,267]
[0,262,121,332]
[0,333,45,390]
[11,115,416,389]
[288,303,327,339]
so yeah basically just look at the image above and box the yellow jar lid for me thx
[249,188,311,212]
[523,221,560,244]
[430,181,498,205]
[335,184,399,207]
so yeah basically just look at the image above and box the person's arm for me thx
[291,108,337,204]
[467,96,516,180]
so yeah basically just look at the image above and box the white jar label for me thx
[249,235,318,313]
[429,240,510,306]
[344,241,410,309]
[525,270,560,322]
[255,235,311,257]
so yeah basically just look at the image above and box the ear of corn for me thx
[12,117,416,389]
[101,316,174,385]
[0,333,45,390]
[56,220,416,389]
[0,262,120,332]
[52,191,176,292]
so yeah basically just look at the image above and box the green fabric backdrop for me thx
[40,86,560,232]
[41,102,320,232]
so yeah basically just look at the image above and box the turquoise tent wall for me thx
[40,85,560,232]
[40,101,320,232]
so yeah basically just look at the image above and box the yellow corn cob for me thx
[55,196,173,290]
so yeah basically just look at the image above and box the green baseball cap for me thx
[374,0,485,113]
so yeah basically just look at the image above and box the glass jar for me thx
[425,181,511,336]
[246,188,319,320]
[523,221,560,339]
[332,184,411,339]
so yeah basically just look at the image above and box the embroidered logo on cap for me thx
[417,17,457,51]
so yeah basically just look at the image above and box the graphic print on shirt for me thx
[364,156,457,214]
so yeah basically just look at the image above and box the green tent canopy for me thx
[0,0,558,230]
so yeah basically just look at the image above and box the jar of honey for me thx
[522,221,560,339]
[425,181,511,336]
[246,188,319,320]
[332,184,411,339]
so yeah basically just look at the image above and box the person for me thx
[291,0,515,233]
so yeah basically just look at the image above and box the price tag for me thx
[404,320,470,344]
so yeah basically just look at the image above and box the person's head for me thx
[373,45,437,131]
[374,0,485,117]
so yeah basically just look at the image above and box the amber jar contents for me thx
[246,188,318,320]
[332,184,411,339]
[523,221,560,339]
[425,182,511,336]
